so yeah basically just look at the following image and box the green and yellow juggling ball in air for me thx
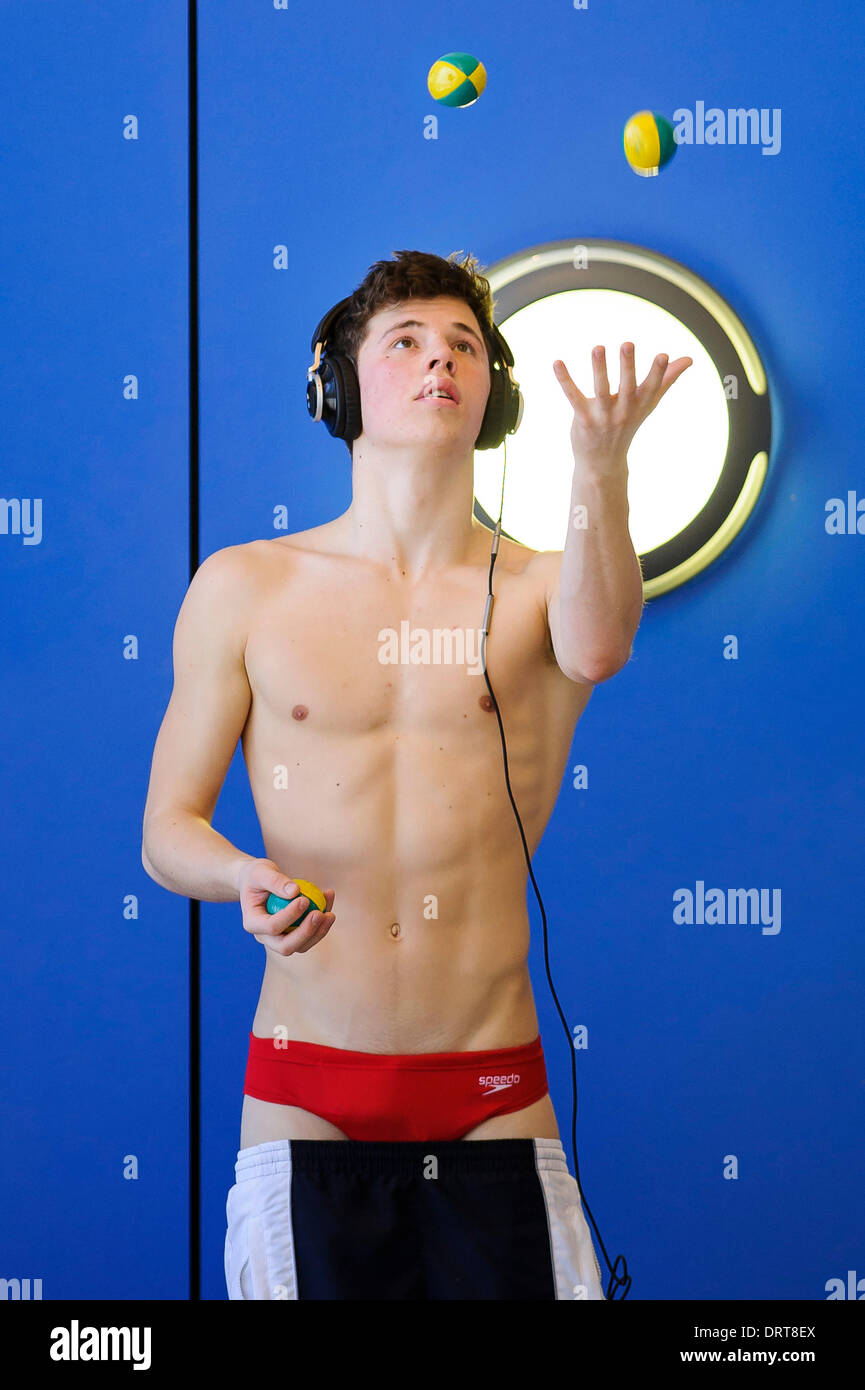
[427,52,487,107]
[623,110,677,176]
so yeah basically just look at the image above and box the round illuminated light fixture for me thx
[473,239,772,597]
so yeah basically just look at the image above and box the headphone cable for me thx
[479,433,631,1301]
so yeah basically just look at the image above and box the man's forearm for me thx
[142,811,257,902]
[558,463,644,680]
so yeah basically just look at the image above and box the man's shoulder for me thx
[269,519,339,548]
[492,532,561,576]
[521,545,563,578]
[500,542,562,609]
[207,523,339,571]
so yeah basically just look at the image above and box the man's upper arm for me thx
[530,549,597,686]
[142,545,254,837]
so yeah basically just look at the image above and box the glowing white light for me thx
[475,289,728,554]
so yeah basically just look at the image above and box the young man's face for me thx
[353,295,491,455]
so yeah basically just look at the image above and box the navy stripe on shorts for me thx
[224,1137,605,1300]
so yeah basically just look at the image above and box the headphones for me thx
[306,295,524,449]
[305,295,630,1298]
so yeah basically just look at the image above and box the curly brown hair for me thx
[329,249,496,370]
[325,250,497,453]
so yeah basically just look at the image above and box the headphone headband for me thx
[308,297,354,355]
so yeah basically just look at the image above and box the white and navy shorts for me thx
[224,1137,605,1300]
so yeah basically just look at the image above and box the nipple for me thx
[478,694,494,712]
[292,705,308,720]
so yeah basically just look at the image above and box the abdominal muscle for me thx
[239,851,560,1145]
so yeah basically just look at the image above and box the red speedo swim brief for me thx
[242,1032,550,1142]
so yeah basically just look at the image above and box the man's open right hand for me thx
[237,859,335,956]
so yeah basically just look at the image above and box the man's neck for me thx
[336,442,485,576]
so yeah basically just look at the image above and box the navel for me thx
[291,704,308,721]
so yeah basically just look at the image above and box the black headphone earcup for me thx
[475,362,500,450]
[318,352,363,442]
[475,361,509,450]
[338,355,363,443]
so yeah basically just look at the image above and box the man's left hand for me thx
[553,343,693,474]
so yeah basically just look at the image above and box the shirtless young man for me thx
[141,250,689,1300]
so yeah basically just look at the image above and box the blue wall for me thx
[2,0,862,1302]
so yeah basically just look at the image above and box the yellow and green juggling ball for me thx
[623,110,677,176]
[427,52,487,107]
[266,878,327,930]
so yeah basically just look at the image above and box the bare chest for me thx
[242,542,571,741]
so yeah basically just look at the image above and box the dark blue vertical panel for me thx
[1,3,188,1297]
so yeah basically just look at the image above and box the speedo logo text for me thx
[478,1073,520,1092]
